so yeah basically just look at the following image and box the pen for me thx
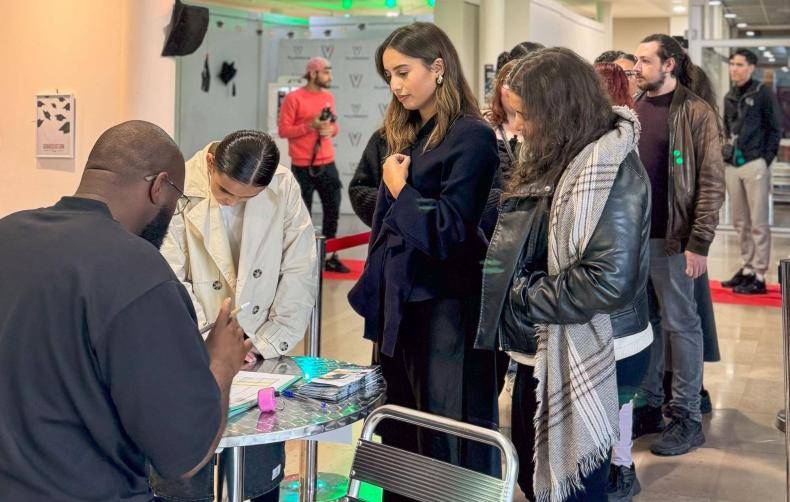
[199,302,251,335]
[278,390,327,409]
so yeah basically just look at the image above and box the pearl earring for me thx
[437,75,444,85]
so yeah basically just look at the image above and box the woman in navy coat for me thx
[348,22,500,497]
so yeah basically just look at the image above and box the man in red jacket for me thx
[278,57,349,272]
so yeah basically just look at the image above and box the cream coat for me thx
[161,143,317,358]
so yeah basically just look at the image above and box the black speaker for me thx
[162,0,209,57]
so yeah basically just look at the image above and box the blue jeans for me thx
[641,239,704,422]
[149,443,284,501]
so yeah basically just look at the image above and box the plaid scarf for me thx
[532,107,641,502]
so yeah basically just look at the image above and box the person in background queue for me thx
[595,61,654,502]
[721,48,782,295]
[634,34,725,457]
[477,48,650,502]
[348,22,500,501]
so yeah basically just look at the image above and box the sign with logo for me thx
[348,132,362,146]
[349,73,364,88]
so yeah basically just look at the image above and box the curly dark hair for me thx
[507,48,615,190]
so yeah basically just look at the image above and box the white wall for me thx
[670,15,689,38]
[122,0,178,136]
[0,1,126,217]
[613,17,670,55]
[434,0,480,99]
[528,0,606,62]
[0,0,178,217]
[504,0,531,52]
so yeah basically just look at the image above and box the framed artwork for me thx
[36,94,75,158]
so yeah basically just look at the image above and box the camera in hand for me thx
[319,106,337,123]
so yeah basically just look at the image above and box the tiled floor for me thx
[280,218,788,501]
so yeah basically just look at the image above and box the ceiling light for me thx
[782,67,789,72]
[724,13,737,19]
[737,22,748,28]
[746,31,755,36]
[708,0,721,5]
[673,5,687,13]
[386,11,399,17]
[764,51,773,58]
[759,46,767,51]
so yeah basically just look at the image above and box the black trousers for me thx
[149,443,284,501]
[377,297,500,502]
[292,162,342,239]
[512,363,610,501]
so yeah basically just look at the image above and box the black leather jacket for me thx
[475,151,651,354]
[723,79,782,167]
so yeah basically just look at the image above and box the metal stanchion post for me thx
[780,259,790,501]
[301,236,326,502]
[282,235,351,501]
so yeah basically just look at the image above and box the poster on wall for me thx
[36,94,75,158]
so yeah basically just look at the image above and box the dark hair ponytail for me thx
[642,34,722,134]
[214,130,280,187]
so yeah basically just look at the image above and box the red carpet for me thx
[709,280,781,308]
[323,259,365,281]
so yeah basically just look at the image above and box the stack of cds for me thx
[297,366,382,402]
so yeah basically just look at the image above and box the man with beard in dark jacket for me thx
[721,48,781,295]
[634,34,725,457]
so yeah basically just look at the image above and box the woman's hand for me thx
[383,154,410,198]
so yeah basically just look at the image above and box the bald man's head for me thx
[85,120,184,183]
[76,121,186,249]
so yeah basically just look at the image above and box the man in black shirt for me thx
[0,121,251,501]
[721,48,782,295]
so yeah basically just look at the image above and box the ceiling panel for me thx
[723,0,790,35]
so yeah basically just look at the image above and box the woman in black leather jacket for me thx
[475,49,651,502]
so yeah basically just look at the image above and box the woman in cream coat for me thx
[152,130,317,502]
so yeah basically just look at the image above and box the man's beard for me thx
[139,206,173,250]
[638,70,667,93]
[316,78,331,89]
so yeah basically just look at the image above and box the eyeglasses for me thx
[624,70,638,77]
[144,174,191,216]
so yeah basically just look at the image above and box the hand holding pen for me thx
[199,302,251,335]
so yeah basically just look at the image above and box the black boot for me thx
[633,404,665,438]
[607,463,641,501]
[650,407,705,456]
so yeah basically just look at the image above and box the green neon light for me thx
[385,0,397,8]
[342,0,352,8]
[427,0,435,5]
[261,12,309,26]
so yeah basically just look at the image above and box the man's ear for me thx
[664,56,676,74]
[148,172,168,205]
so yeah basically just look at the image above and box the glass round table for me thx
[216,356,385,502]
